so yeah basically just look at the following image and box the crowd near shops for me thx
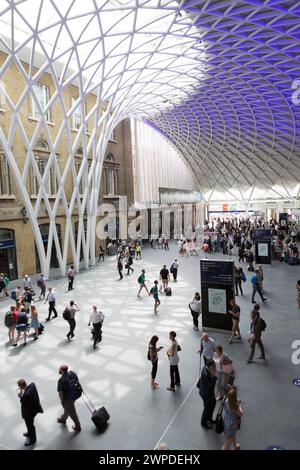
[1,215,299,449]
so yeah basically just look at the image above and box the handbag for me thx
[215,399,225,434]
[177,344,181,352]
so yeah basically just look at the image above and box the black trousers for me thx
[127,265,134,274]
[47,301,57,319]
[24,415,36,443]
[68,277,74,291]
[93,322,102,347]
[235,280,243,295]
[40,286,46,298]
[170,365,180,388]
[200,394,216,426]
[67,318,76,338]
[189,305,199,328]
[172,268,178,281]
[118,269,123,279]
[98,254,104,261]
[151,359,158,380]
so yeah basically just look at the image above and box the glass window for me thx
[30,82,51,121]
[0,152,11,195]
[75,160,85,195]
[72,97,87,131]
[31,158,56,196]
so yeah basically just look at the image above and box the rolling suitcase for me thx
[38,323,44,335]
[82,392,110,431]
[165,287,172,296]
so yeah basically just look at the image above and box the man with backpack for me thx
[57,364,82,432]
[137,269,149,297]
[63,300,80,340]
[251,270,267,304]
[247,309,266,364]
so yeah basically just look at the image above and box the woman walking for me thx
[189,292,201,331]
[213,345,233,400]
[227,299,241,344]
[222,388,243,450]
[297,280,300,308]
[30,304,40,341]
[12,307,29,347]
[150,280,161,314]
[5,305,18,343]
[148,336,163,389]
[166,331,180,391]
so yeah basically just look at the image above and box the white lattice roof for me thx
[0,0,299,203]
[0,0,299,274]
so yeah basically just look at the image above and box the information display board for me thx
[255,229,271,264]
[200,259,234,331]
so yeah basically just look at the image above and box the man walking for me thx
[17,379,43,446]
[45,287,58,321]
[137,269,149,297]
[197,359,217,429]
[67,265,75,291]
[247,310,266,363]
[160,265,170,292]
[37,273,46,300]
[170,259,179,282]
[57,364,82,432]
[198,332,215,365]
[88,304,105,349]
[64,300,80,340]
[251,270,267,304]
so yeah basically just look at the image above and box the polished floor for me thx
[0,243,299,450]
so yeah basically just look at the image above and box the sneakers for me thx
[262,298,268,302]
[57,418,66,424]
[256,356,266,360]
[72,426,81,432]
[166,387,175,391]
[246,360,254,364]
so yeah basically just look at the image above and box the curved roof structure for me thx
[1,0,298,202]
[0,0,299,274]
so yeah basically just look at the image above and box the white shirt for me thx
[47,291,55,302]
[190,298,201,313]
[201,337,215,359]
[171,261,179,269]
[90,310,105,324]
[23,277,32,288]
[168,340,179,366]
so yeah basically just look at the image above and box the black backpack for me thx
[63,307,71,321]
[260,318,267,331]
[67,371,83,400]
[4,311,16,328]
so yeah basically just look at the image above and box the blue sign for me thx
[293,378,300,387]
[0,239,15,249]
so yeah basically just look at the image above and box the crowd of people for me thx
[1,216,299,450]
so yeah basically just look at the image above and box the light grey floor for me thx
[0,244,299,450]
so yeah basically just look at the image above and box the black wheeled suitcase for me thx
[82,392,110,431]
[92,407,110,431]
[165,287,172,296]
[38,323,44,335]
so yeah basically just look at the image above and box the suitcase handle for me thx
[81,391,97,414]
